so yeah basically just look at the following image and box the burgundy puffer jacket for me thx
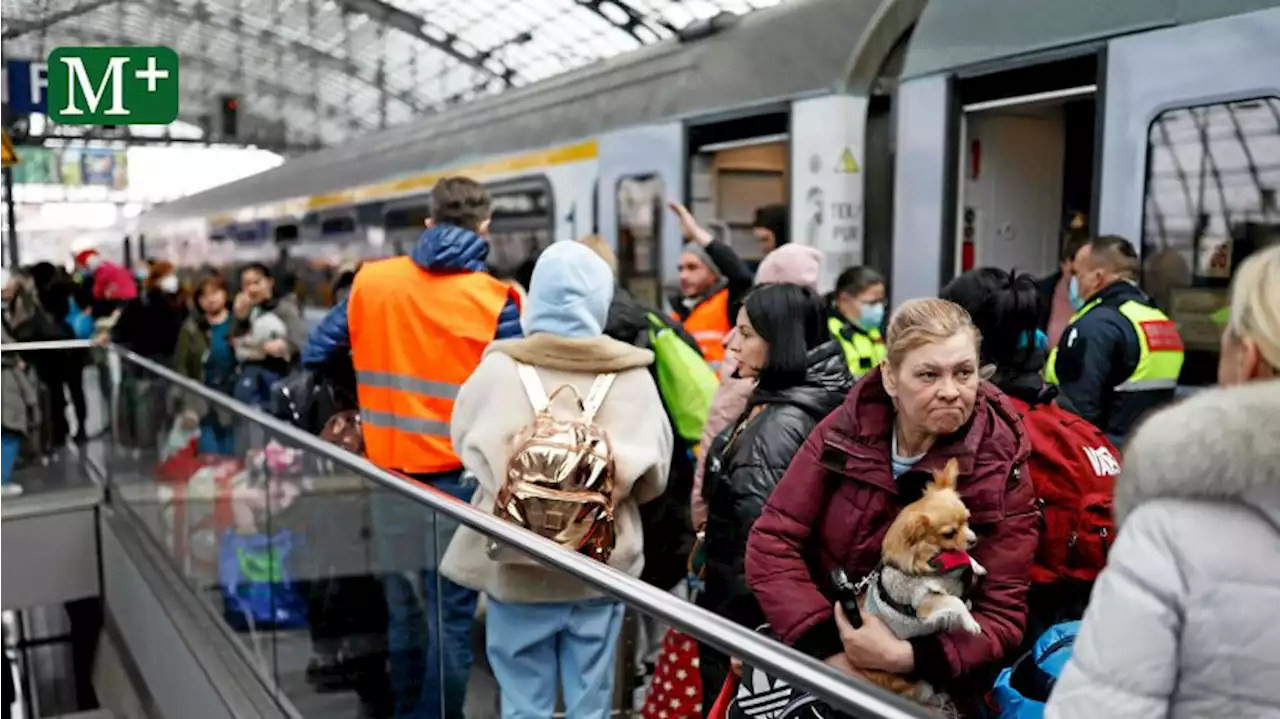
[745,368,1038,695]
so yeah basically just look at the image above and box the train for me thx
[139,0,1280,387]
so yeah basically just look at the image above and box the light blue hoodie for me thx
[522,241,615,339]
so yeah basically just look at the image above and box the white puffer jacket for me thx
[1047,379,1280,719]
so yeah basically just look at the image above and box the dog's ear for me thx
[929,458,959,492]
[904,512,931,545]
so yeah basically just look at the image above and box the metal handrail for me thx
[84,345,927,718]
[0,339,97,352]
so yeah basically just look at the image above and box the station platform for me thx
[1,341,922,719]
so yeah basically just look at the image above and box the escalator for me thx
[1,341,926,719]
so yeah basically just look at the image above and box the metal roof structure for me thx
[2,0,786,150]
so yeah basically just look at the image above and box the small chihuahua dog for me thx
[853,458,986,706]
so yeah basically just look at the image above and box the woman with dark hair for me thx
[940,267,1069,410]
[827,265,888,378]
[695,283,854,711]
[174,275,239,454]
[232,262,308,410]
[941,267,1118,638]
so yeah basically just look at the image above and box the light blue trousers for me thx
[486,598,624,719]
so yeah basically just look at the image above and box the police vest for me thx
[672,287,731,374]
[828,316,886,378]
[1045,297,1185,393]
[348,257,518,475]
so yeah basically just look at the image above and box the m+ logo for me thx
[47,46,179,125]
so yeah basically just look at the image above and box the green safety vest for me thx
[1045,297,1185,393]
[828,316,887,378]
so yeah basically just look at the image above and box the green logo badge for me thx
[47,46,179,125]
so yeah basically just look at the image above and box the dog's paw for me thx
[959,612,982,635]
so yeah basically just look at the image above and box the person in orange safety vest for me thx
[666,202,755,375]
[300,176,522,719]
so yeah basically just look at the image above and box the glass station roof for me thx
[2,0,785,149]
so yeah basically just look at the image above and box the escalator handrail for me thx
[111,345,928,719]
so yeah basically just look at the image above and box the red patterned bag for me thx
[642,628,702,719]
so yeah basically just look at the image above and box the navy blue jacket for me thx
[1053,281,1172,444]
[301,224,523,368]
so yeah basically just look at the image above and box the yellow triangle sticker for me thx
[1,131,17,168]
[836,147,860,174]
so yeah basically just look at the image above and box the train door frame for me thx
[597,122,683,308]
[1096,6,1280,387]
[952,81,1097,278]
[892,51,1100,301]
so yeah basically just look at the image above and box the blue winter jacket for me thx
[301,224,523,368]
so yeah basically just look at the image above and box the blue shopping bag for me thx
[218,529,308,630]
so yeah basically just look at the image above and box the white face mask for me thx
[157,275,180,294]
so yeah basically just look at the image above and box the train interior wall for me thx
[961,110,1064,277]
[689,140,788,264]
[958,97,1096,279]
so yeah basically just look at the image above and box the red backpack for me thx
[1008,394,1120,585]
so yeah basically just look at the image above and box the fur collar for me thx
[1117,379,1280,527]
[486,333,653,373]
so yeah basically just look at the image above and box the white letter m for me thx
[59,56,130,116]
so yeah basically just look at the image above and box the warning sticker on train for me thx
[1,131,17,168]
[836,147,860,173]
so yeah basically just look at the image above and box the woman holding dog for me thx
[746,297,1039,715]
[1046,245,1280,717]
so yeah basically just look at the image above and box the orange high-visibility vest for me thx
[348,257,518,475]
[672,287,731,373]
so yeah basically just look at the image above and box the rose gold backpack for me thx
[489,363,618,564]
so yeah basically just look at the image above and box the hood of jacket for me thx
[754,244,822,291]
[835,366,1031,479]
[1116,379,1280,530]
[409,223,489,273]
[522,240,614,339]
[748,341,852,421]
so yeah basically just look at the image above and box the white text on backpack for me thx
[1083,445,1121,477]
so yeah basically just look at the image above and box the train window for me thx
[488,176,555,283]
[274,224,299,242]
[384,204,430,229]
[321,216,356,236]
[1141,97,1280,385]
[616,174,664,306]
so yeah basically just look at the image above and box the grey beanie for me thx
[682,242,722,279]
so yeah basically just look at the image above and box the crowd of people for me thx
[295,175,1279,718]
[3,172,1278,719]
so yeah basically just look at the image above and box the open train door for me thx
[1097,6,1280,387]
[597,123,684,309]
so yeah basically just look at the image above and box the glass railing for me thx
[3,339,928,719]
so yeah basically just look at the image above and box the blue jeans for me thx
[377,471,479,719]
[233,365,283,412]
[1,431,20,486]
[197,417,237,456]
[486,598,625,719]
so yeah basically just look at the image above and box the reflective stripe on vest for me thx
[1045,296,1184,392]
[827,316,886,377]
[673,287,731,374]
[348,257,517,474]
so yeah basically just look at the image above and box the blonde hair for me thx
[577,234,618,277]
[1227,244,1280,369]
[884,298,981,368]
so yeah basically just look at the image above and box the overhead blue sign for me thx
[4,59,49,115]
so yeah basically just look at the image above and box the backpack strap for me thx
[582,373,618,422]
[515,363,550,412]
